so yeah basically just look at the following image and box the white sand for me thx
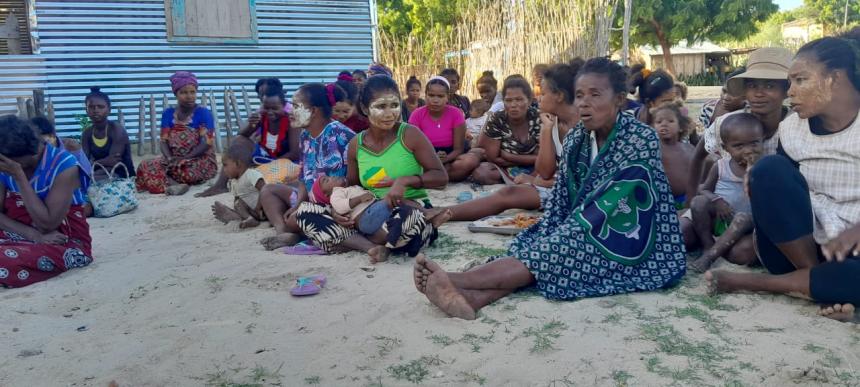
[2,88,859,386]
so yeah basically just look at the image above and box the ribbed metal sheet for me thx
[1,0,375,138]
[0,0,34,54]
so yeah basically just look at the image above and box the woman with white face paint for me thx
[259,83,356,251]
[294,75,449,263]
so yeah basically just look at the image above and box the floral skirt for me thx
[136,154,217,194]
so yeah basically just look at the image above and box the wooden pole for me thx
[138,97,145,156]
[16,97,26,119]
[32,90,45,116]
[223,88,234,148]
[46,99,55,124]
[241,85,252,117]
[149,95,157,154]
[230,88,242,135]
[622,0,631,66]
[208,90,223,153]
[25,99,35,119]
[163,94,170,113]
[199,89,208,108]
[117,108,125,129]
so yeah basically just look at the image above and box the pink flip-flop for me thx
[283,243,326,256]
[290,274,327,296]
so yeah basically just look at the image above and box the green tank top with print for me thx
[357,123,427,200]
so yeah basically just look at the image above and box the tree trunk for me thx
[650,18,675,75]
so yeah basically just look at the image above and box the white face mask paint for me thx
[367,94,401,130]
[290,102,312,128]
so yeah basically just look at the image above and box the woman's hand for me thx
[282,206,298,224]
[385,179,407,208]
[332,211,355,228]
[822,224,860,262]
[0,154,25,180]
[248,112,261,129]
[539,112,556,130]
[37,231,68,245]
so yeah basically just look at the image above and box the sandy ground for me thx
[2,88,859,387]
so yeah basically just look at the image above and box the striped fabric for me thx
[0,144,91,205]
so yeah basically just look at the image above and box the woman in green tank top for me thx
[295,75,450,263]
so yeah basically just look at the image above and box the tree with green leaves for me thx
[618,0,777,74]
[804,0,860,32]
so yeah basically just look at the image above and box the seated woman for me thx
[413,58,686,319]
[136,71,217,195]
[295,75,448,262]
[470,75,542,185]
[403,76,426,120]
[408,77,476,182]
[80,87,136,181]
[427,60,582,222]
[197,78,298,197]
[476,71,503,113]
[440,68,471,115]
[259,83,355,250]
[332,76,369,133]
[707,31,860,322]
[0,115,93,288]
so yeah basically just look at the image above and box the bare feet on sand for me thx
[819,303,857,322]
[212,201,242,224]
[689,254,716,273]
[165,184,190,196]
[429,209,453,229]
[703,270,737,296]
[414,254,476,320]
[260,233,300,250]
[368,246,390,264]
[195,185,228,198]
[413,254,441,293]
[239,217,261,229]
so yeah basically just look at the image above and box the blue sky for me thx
[775,0,803,10]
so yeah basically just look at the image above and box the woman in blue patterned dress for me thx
[413,58,687,319]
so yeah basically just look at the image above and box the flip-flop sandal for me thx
[457,191,473,203]
[290,274,327,296]
[283,243,326,256]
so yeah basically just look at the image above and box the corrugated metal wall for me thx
[0,0,34,54]
[2,0,374,137]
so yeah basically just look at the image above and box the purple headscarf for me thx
[170,71,198,94]
[367,62,393,78]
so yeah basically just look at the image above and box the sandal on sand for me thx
[283,243,326,256]
[290,274,327,296]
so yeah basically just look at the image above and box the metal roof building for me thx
[1,0,377,137]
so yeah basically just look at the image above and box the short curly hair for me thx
[0,115,41,158]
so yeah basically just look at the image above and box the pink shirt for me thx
[408,105,465,148]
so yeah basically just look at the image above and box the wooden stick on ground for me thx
[138,97,145,156]
[223,88,234,148]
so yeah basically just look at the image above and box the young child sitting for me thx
[652,102,695,210]
[465,99,490,147]
[311,175,452,263]
[212,139,268,229]
[686,113,763,272]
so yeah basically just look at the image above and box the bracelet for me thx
[416,175,424,189]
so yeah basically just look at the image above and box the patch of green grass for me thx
[522,320,568,353]
[465,245,508,258]
[373,335,402,358]
[425,233,469,261]
[427,334,456,347]
[602,312,624,324]
[674,305,730,335]
[363,375,384,387]
[304,376,321,385]
[480,315,501,326]
[459,371,487,385]
[679,292,739,312]
[460,331,496,352]
[803,343,826,354]
[644,356,702,384]
[738,362,760,372]
[387,359,430,384]
[751,326,785,333]
[545,373,576,387]
[203,363,284,387]
[723,380,747,387]
[611,370,633,386]
[640,320,732,366]
[205,275,227,294]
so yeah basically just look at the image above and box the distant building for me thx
[782,19,824,46]
[636,41,731,77]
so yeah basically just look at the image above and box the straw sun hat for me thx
[726,47,794,95]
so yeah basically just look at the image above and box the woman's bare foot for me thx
[368,246,390,264]
[423,207,446,220]
[414,254,442,293]
[429,209,453,229]
[239,217,261,229]
[424,267,477,320]
[819,303,857,322]
[212,201,242,224]
[166,184,190,196]
[704,270,741,296]
[260,233,300,250]
[195,185,228,198]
